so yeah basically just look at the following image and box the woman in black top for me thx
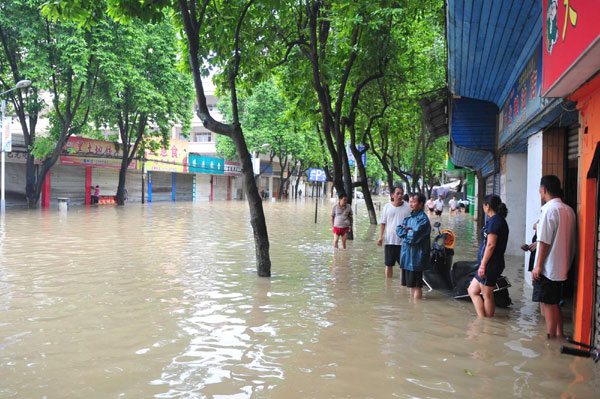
[467,195,509,317]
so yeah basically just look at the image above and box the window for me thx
[195,132,212,142]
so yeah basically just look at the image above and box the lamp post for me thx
[1,80,31,214]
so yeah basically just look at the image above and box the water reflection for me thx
[0,200,598,398]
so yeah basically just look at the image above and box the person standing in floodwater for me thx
[91,185,100,204]
[434,195,444,217]
[377,186,411,278]
[331,193,353,249]
[396,193,431,300]
[468,195,509,317]
[426,196,435,215]
[531,175,575,339]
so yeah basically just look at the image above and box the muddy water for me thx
[0,199,598,398]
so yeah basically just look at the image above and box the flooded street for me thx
[0,199,598,398]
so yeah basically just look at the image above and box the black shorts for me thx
[474,264,504,287]
[384,245,401,267]
[532,275,563,305]
[435,210,442,216]
[401,269,423,288]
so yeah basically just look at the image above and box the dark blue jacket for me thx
[396,210,431,271]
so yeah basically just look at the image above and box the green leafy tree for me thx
[92,18,193,205]
[42,0,293,277]
[217,78,319,199]
[0,0,100,207]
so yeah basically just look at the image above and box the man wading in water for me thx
[377,186,411,278]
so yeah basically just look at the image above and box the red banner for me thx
[543,0,600,95]
[61,137,137,169]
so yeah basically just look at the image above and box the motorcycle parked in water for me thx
[423,222,512,308]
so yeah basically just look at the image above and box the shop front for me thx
[541,0,600,346]
[144,139,191,202]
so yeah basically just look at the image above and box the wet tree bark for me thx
[231,128,271,276]
[179,0,271,276]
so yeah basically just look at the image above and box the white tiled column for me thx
[524,131,544,286]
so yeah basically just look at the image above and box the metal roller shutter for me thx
[567,123,579,168]
[194,174,211,201]
[5,163,26,204]
[50,164,86,205]
[124,169,143,203]
[91,167,119,197]
[174,172,193,201]
[150,171,173,202]
[212,175,228,200]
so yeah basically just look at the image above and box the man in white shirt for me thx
[449,195,458,215]
[434,195,444,217]
[378,186,411,278]
[532,175,576,339]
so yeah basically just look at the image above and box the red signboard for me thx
[543,0,600,96]
[61,137,137,169]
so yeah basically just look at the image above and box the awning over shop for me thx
[447,0,541,106]
[418,88,448,140]
[450,143,493,174]
[501,99,578,153]
[449,97,496,171]
[451,97,497,150]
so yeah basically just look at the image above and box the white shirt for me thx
[534,198,576,281]
[449,199,457,210]
[380,201,411,245]
[435,199,444,211]
[426,199,435,209]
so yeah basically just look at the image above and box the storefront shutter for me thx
[567,123,579,168]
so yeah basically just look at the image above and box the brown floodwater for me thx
[0,198,598,398]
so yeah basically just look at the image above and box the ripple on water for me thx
[0,201,598,398]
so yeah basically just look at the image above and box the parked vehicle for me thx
[561,337,599,363]
[423,222,512,308]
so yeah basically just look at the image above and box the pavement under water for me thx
[0,198,598,398]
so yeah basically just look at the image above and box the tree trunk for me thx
[25,154,38,208]
[116,155,128,206]
[421,121,427,196]
[294,175,301,199]
[351,146,377,225]
[231,128,271,277]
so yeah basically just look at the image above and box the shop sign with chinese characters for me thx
[499,41,544,146]
[144,139,189,173]
[189,154,224,175]
[61,137,137,169]
[224,161,242,176]
[543,0,600,96]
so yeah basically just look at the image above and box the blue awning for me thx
[450,142,492,172]
[447,0,541,107]
[451,97,497,151]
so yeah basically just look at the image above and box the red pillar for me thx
[41,172,50,208]
[210,176,214,201]
[85,166,92,206]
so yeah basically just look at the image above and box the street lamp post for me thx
[1,80,32,214]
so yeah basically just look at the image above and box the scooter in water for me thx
[423,222,512,308]
[561,337,600,362]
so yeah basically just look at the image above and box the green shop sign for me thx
[189,154,224,175]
